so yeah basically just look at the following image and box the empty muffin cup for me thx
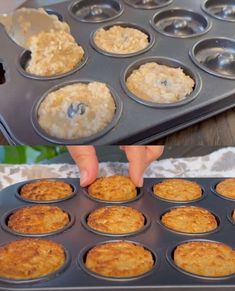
[68,0,124,23]
[81,206,151,237]
[90,22,155,58]
[17,49,88,81]
[150,8,211,38]
[16,179,77,204]
[190,37,235,79]
[121,57,201,108]
[202,0,235,22]
[78,240,157,280]
[167,239,235,280]
[32,80,123,145]
[124,0,173,10]
[1,206,75,237]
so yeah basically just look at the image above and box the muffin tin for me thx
[0,177,234,290]
[0,0,235,144]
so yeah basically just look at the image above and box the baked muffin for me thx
[215,179,235,199]
[232,210,235,222]
[174,241,235,277]
[37,82,116,140]
[26,29,84,76]
[126,62,195,103]
[87,206,145,234]
[0,239,66,280]
[161,206,218,233]
[85,241,154,277]
[20,179,73,201]
[88,175,137,202]
[153,179,202,202]
[8,205,70,234]
[94,25,149,54]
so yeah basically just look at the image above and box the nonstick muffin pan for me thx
[0,0,235,145]
[0,177,235,290]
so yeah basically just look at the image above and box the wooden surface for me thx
[0,108,234,145]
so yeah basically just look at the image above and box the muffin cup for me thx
[0,239,71,284]
[211,179,235,202]
[201,0,235,22]
[68,0,124,23]
[124,0,173,10]
[150,179,206,204]
[81,206,151,237]
[166,239,235,280]
[15,178,78,204]
[44,8,64,21]
[31,79,123,145]
[121,56,201,108]
[78,239,158,281]
[1,206,75,237]
[82,186,143,204]
[227,209,235,226]
[158,205,221,235]
[17,49,88,81]
[190,37,235,80]
[150,8,212,38]
[90,22,155,58]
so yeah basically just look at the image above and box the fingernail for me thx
[137,176,144,187]
[80,170,89,187]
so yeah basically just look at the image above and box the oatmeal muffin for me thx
[215,179,235,199]
[0,239,66,280]
[8,205,70,234]
[88,175,137,202]
[94,25,149,54]
[87,206,145,234]
[153,179,202,201]
[85,241,154,277]
[26,29,84,76]
[232,210,235,221]
[37,82,116,140]
[20,179,73,201]
[174,241,235,277]
[126,62,195,103]
[161,206,218,233]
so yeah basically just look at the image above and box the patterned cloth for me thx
[0,147,234,190]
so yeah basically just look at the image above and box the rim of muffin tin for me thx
[17,48,88,81]
[1,206,75,237]
[166,239,235,280]
[81,186,143,204]
[201,0,235,23]
[121,56,202,108]
[149,179,206,203]
[68,0,124,23]
[90,22,155,58]
[150,7,212,38]
[157,205,222,236]
[15,178,78,204]
[81,205,151,237]
[227,208,235,226]
[211,179,235,202]
[0,239,71,284]
[78,239,159,281]
[124,0,174,10]
[189,37,235,80]
[31,79,123,145]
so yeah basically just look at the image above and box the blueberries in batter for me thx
[67,102,87,119]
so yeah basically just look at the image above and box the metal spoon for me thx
[0,7,70,49]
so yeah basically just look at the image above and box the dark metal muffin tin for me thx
[0,0,235,144]
[0,177,234,290]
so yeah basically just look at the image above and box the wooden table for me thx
[1,108,234,145]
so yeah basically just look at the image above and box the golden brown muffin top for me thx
[8,205,70,234]
[0,239,65,280]
[88,175,137,202]
[85,241,154,277]
[232,210,235,221]
[20,179,73,201]
[87,206,145,234]
[161,206,218,233]
[216,179,235,199]
[174,241,235,277]
[153,179,202,201]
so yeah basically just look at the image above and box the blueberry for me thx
[67,102,87,118]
